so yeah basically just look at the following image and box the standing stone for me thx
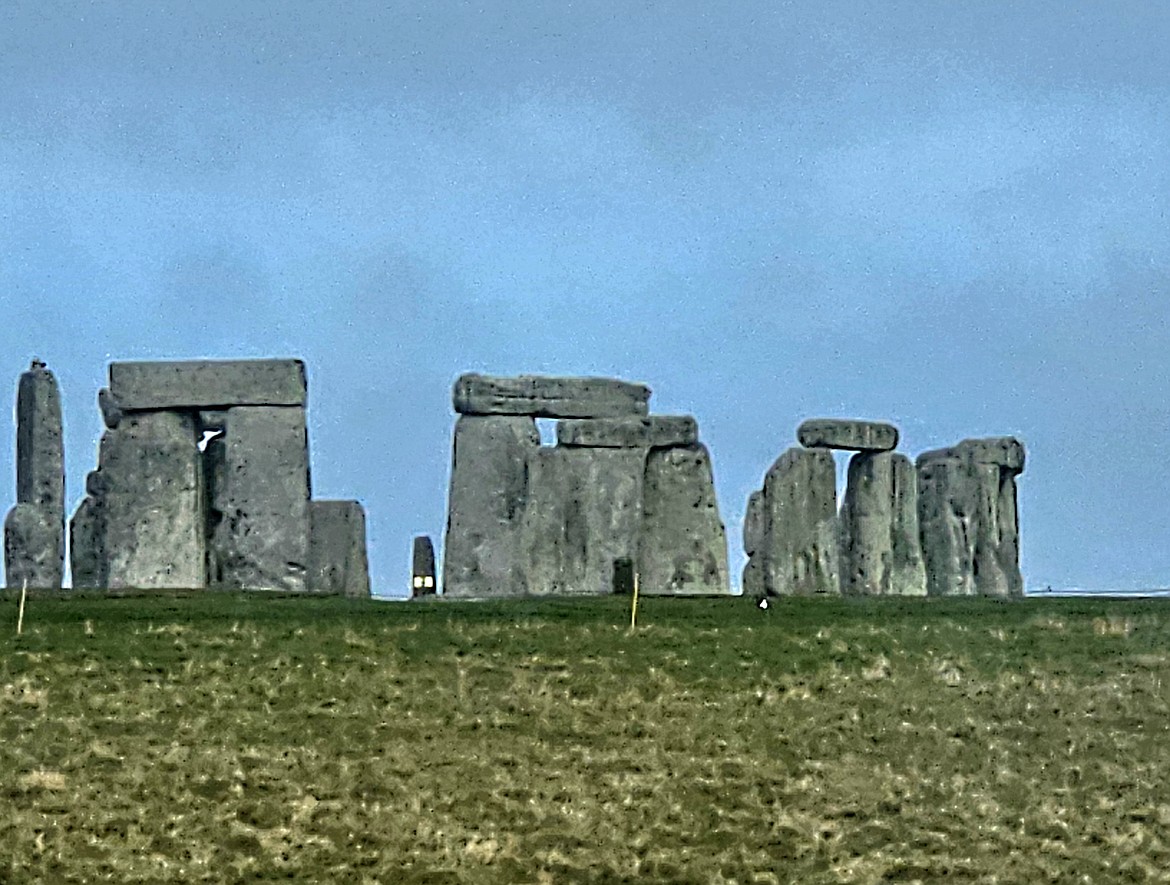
[208,406,311,592]
[411,535,437,597]
[839,452,926,596]
[742,489,766,597]
[4,360,65,588]
[638,444,731,595]
[917,438,1025,598]
[760,448,840,596]
[308,500,370,597]
[453,374,650,418]
[442,415,539,597]
[69,489,107,589]
[798,418,899,453]
[521,446,645,595]
[100,411,206,589]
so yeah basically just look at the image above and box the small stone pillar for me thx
[411,535,436,597]
[5,359,65,588]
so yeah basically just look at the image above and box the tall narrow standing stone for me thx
[411,535,437,596]
[442,415,539,597]
[208,406,311,592]
[638,444,731,595]
[839,452,926,596]
[742,489,766,597]
[5,360,65,588]
[759,448,840,596]
[99,411,206,589]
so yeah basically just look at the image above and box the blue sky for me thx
[3,2,1169,595]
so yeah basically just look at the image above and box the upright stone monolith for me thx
[442,415,540,597]
[308,500,370,597]
[638,444,731,595]
[5,360,65,588]
[742,489,766,598]
[839,452,926,596]
[208,405,311,592]
[917,437,1025,598]
[520,445,645,595]
[758,447,840,596]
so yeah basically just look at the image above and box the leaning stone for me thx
[411,536,437,597]
[453,373,650,418]
[442,415,540,597]
[109,359,307,410]
[207,406,311,592]
[99,411,206,589]
[761,448,840,595]
[520,446,644,595]
[839,452,926,596]
[4,504,62,589]
[638,444,731,595]
[798,418,899,452]
[308,500,370,597]
[556,415,697,448]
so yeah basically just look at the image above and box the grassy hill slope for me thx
[2,592,1169,883]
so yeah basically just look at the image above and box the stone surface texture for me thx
[917,437,1025,598]
[442,415,540,597]
[208,406,311,592]
[110,359,307,410]
[308,500,370,597]
[798,418,899,453]
[638,444,731,595]
[411,535,437,596]
[759,447,841,596]
[5,362,65,588]
[98,411,206,589]
[453,373,650,418]
[556,415,697,449]
[839,452,926,596]
[521,446,645,595]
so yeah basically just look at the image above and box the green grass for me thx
[2,592,1169,883]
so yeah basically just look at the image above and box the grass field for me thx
[1,591,1169,883]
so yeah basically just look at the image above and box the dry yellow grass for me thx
[1,592,1169,882]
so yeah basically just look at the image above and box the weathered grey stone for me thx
[556,415,697,448]
[98,387,123,429]
[521,446,644,595]
[109,359,307,410]
[208,406,311,592]
[5,360,65,588]
[4,504,61,588]
[798,418,899,453]
[742,489,766,597]
[411,535,437,596]
[442,415,539,597]
[917,438,1025,598]
[453,373,650,418]
[839,452,926,596]
[638,444,731,595]
[69,495,107,589]
[308,500,370,597]
[760,448,840,596]
[100,411,206,589]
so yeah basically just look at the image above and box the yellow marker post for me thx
[629,572,640,632]
[16,579,27,636]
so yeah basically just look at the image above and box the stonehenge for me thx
[744,419,1023,598]
[4,360,65,588]
[441,373,731,597]
[3,358,370,595]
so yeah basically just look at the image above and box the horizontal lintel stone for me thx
[453,373,650,418]
[556,415,697,448]
[109,359,307,410]
[798,418,899,452]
